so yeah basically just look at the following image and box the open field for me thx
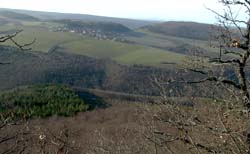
[62,37,185,65]
[61,37,142,59]
[0,12,222,67]
[114,47,184,65]
[0,22,188,66]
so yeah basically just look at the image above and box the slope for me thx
[141,21,214,41]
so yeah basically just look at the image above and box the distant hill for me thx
[57,20,133,34]
[142,21,214,40]
[0,8,158,29]
[0,10,39,21]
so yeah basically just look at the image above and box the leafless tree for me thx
[183,0,250,109]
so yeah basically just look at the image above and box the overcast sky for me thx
[0,0,223,23]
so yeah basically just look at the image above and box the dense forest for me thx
[0,84,89,118]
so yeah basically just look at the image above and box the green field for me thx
[61,37,185,65]
[0,21,217,66]
[114,47,184,65]
[61,37,142,58]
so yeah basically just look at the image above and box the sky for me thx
[0,0,225,23]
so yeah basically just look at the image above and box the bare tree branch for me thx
[0,30,36,51]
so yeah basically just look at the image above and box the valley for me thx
[0,6,249,154]
[0,9,219,66]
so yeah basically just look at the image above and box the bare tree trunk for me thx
[238,60,250,107]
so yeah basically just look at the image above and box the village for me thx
[51,25,135,44]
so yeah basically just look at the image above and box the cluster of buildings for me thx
[51,26,134,44]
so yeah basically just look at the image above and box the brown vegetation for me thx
[1,97,250,154]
